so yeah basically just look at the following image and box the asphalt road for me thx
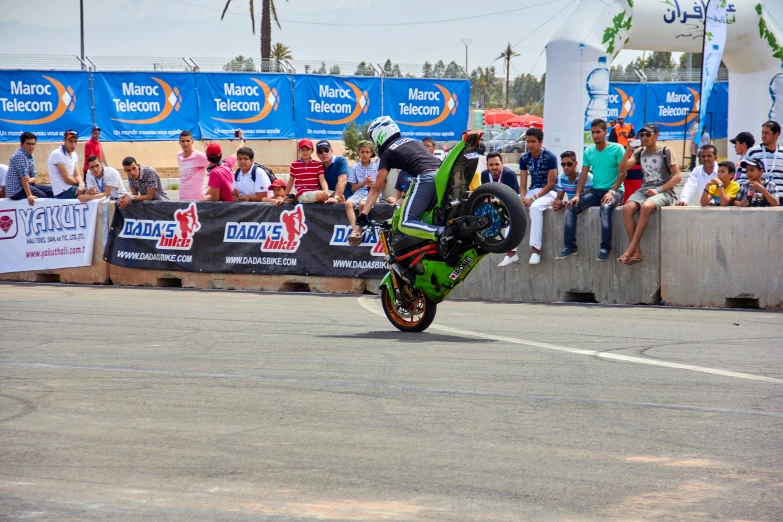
[1,284,781,521]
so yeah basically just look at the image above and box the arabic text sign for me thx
[383,78,470,139]
[293,75,381,139]
[662,0,736,25]
[196,73,294,140]
[0,71,92,143]
[93,72,200,142]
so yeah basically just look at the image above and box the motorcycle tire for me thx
[463,183,527,254]
[381,287,437,333]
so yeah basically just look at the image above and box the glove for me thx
[356,213,369,228]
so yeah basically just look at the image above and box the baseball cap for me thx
[316,140,331,151]
[297,138,314,150]
[205,143,222,158]
[739,157,765,170]
[270,178,287,188]
[729,131,755,147]
[639,123,659,134]
[92,126,101,132]
[63,130,78,139]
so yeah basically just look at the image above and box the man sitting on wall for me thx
[204,130,245,203]
[118,157,170,209]
[78,155,128,202]
[284,139,332,204]
[316,140,351,202]
[232,146,275,202]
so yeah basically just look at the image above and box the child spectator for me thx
[391,170,414,205]
[284,139,330,203]
[734,158,780,207]
[346,141,379,242]
[700,161,740,207]
[267,178,296,205]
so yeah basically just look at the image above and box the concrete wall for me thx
[661,207,783,310]
[451,208,661,305]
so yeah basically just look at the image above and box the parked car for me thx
[484,127,527,153]
[498,128,530,154]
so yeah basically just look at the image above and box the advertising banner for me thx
[383,78,470,140]
[697,0,728,146]
[0,199,99,274]
[0,71,92,143]
[196,72,294,140]
[644,82,728,140]
[93,72,200,142]
[607,82,646,131]
[293,74,381,139]
[104,202,393,278]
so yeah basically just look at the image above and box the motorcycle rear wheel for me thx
[381,287,437,333]
[463,183,527,254]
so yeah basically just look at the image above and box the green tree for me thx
[223,55,256,72]
[342,121,371,162]
[444,61,463,78]
[354,61,374,76]
[392,64,402,78]
[433,60,446,78]
[221,0,290,65]
[422,62,433,78]
[270,42,292,72]
[470,66,501,108]
[498,42,520,108]
[329,64,341,75]
[315,62,327,75]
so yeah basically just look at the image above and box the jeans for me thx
[563,189,622,252]
[10,184,54,200]
[55,186,79,199]
[399,171,439,240]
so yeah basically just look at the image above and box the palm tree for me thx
[270,42,292,71]
[497,43,519,108]
[221,0,289,67]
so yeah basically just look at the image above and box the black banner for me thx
[104,201,394,278]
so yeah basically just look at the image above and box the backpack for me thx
[234,163,276,183]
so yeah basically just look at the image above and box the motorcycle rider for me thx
[356,116,451,248]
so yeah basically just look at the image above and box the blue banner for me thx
[608,82,647,132]
[292,75,381,139]
[93,72,199,142]
[0,71,92,142]
[644,82,728,140]
[195,73,294,140]
[383,78,470,140]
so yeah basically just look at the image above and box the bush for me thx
[342,121,371,162]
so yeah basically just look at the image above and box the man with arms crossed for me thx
[177,130,210,201]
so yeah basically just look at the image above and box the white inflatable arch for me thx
[543,0,783,161]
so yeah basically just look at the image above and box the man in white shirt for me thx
[0,163,7,198]
[742,120,783,204]
[676,144,719,206]
[47,130,84,199]
[78,155,128,202]
[232,147,273,202]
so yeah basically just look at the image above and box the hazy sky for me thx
[0,0,649,77]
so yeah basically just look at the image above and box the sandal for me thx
[347,232,363,246]
[626,256,644,265]
[617,253,631,265]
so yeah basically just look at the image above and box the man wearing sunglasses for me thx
[316,140,351,202]
[46,130,85,199]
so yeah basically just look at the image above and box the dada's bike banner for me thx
[92,72,200,142]
[104,201,393,278]
[0,71,93,143]
[292,75,382,140]
[0,198,99,274]
[383,78,470,140]
[196,73,294,140]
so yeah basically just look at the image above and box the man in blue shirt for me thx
[316,140,352,201]
[519,128,557,265]
[6,132,53,205]
[483,152,521,266]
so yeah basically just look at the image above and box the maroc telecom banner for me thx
[0,198,99,273]
[196,72,294,140]
[93,72,200,142]
[0,71,92,143]
[293,74,381,139]
[643,81,728,140]
[607,83,647,132]
[383,78,470,140]
[104,201,393,278]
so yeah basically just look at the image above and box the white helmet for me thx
[368,116,400,154]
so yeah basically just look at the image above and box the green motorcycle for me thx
[372,130,527,332]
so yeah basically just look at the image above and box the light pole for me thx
[80,0,85,70]
[461,38,472,74]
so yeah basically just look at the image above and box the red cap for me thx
[297,138,314,150]
[205,143,222,158]
[270,178,287,188]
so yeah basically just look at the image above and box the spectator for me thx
[557,119,624,262]
[391,170,414,206]
[177,130,210,202]
[700,161,740,207]
[468,141,488,191]
[677,144,719,206]
[519,127,557,265]
[118,157,169,209]
[266,178,295,205]
[233,146,274,202]
[743,120,783,204]
[78,155,128,202]
[6,132,53,204]
[688,118,711,171]
[204,131,245,202]
[82,127,106,174]
[345,141,379,242]
[284,139,330,204]
[483,151,521,266]
[734,158,780,207]
[729,131,755,181]
[607,118,618,143]
[618,123,681,265]
[316,140,351,201]
[552,151,593,212]
[612,116,635,148]
[422,137,437,155]
[0,163,7,198]
[47,130,84,199]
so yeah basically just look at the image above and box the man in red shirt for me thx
[284,138,331,203]
[83,127,105,174]
[204,130,245,202]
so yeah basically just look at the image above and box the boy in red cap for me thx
[204,130,245,202]
[284,138,331,203]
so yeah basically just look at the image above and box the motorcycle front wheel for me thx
[463,183,527,254]
[381,286,437,333]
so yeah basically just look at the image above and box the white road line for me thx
[358,296,783,384]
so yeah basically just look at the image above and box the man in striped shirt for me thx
[740,120,783,204]
[284,139,330,204]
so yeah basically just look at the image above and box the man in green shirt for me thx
[556,118,627,262]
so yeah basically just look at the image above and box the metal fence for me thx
[611,67,729,83]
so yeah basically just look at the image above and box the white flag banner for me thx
[697,0,728,146]
[0,198,99,274]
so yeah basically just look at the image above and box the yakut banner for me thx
[0,198,99,274]
[644,82,728,140]
[93,72,200,142]
[293,74,381,139]
[0,71,92,143]
[196,72,294,140]
[383,78,470,140]
[105,202,393,278]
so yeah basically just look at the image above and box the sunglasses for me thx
[316,148,330,154]
[561,162,574,167]
[637,132,652,138]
